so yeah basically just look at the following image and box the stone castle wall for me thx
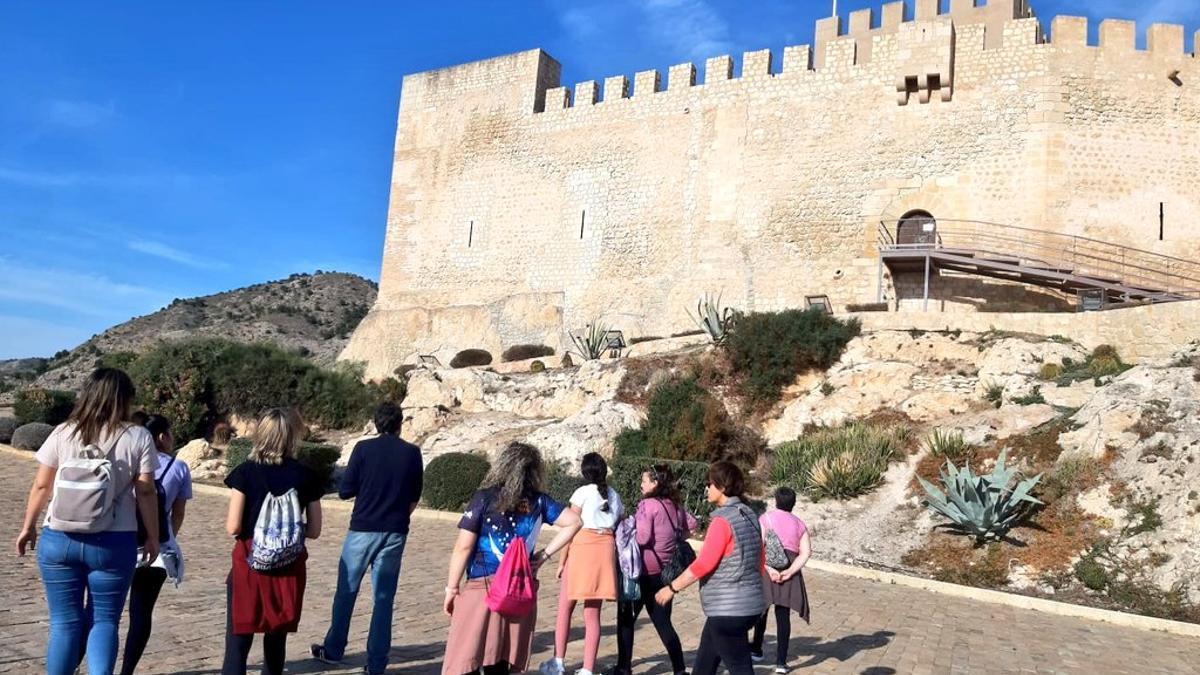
[343,0,1200,378]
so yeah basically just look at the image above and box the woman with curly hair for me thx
[442,442,582,675]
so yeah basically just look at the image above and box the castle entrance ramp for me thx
[877,219,1200,309]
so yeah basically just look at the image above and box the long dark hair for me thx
[646,463,683,505]
[581,452,611,512]
[68,368,136,446]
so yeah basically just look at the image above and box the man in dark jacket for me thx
[311,401,423,675]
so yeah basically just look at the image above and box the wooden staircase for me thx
[877,219,1200,308]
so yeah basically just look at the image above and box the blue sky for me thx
[1,0,1196,359]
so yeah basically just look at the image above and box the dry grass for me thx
[902,535,1010,587]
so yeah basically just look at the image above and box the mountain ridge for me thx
[3,271,377,394]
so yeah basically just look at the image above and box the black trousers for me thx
[119,567,168,675]
[615,574,687,673]
[222,577,287,675]
[692,614,760,675]
[751,605,792,666]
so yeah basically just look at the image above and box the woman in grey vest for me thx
[654,462,765,675]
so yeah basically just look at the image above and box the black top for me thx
[225,458,325,541]
[340,434,424,534]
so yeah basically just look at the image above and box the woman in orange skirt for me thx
[540,453,623,675]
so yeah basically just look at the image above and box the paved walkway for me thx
[2,453,1199,674]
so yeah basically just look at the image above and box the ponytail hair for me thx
[581,452,611,512]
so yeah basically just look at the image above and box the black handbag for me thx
[652,499,696,585]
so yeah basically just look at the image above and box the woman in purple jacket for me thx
[612,464,698,675]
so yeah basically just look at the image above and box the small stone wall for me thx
[854,301,1200,362]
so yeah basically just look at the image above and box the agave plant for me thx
[918,450,1042,543]
[570,322,611,361]
[686,292,737,344]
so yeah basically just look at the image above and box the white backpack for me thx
[247,488,306,571]
[47,427,130,533]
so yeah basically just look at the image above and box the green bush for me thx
[0,417,17,444]
[15,388,76,425]
[227,438,252,473]
[501,344,554,362]
[771,423,906,501]
[1054,345,1132,386]
[225,437,340,488]
[11,422,54,451]
[450,349,493,369]
[1012,386,1046,406]
[614,377,734,463]
[925,428,972,462]
[423,452,491,510]
[545,460,588,505]
[1038,362,1063,381]
[724,309,860,406]
[610,455,714,524]
[126,339,378,442]
[1074,543,1110,591]
[530,360,546,373]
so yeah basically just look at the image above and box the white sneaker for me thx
[539,660,565,675]
[775,667,788,674]
[575,670,594,675]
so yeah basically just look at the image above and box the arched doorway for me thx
[897,210,936,247]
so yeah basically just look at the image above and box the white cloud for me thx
[0,258,172,318]
[45,98,117,129]
[637,0,733,61]
[128,240,229,271]
[554,0,732,66]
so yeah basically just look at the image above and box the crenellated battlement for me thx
[362,1,1200,379]
[532,0,1196,115]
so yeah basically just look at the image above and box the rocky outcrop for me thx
[400,360,630,465]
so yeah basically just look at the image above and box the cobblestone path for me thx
[2,453,1198,674]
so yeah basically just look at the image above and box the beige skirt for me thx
[442,577,540,675]
[564,529,618,601]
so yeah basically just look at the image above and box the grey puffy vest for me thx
[699,498,766,617]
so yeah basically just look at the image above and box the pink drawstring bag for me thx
[486,535,537,618]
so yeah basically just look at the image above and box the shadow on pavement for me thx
[795,630,896,667]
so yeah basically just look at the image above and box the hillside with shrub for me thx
[394,306,1200,625]
[30,271,376,391]
[117,338,402,442]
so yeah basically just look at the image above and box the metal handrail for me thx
[878,219,1200,296]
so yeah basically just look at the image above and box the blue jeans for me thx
[37,528,137,675]
[322,531,408,674]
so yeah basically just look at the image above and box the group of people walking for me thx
[443,446,813,675]
[15,366,812,675]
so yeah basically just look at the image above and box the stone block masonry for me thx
[343,0,1200,379]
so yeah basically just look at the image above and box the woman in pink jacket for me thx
[612,464,697,675]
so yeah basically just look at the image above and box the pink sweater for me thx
[634,498,699,575]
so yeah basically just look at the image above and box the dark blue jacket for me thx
[340,434,424,534]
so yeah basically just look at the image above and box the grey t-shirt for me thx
[36,422,159,532]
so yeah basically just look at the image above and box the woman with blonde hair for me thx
[222,409,325,675]
[442,442,582,675]
[15,368,161,675]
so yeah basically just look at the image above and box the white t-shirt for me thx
[570,484,624,530]
[36,422,158,533]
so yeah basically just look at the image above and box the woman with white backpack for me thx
[14,368,162,675]
[222,408,324,675]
